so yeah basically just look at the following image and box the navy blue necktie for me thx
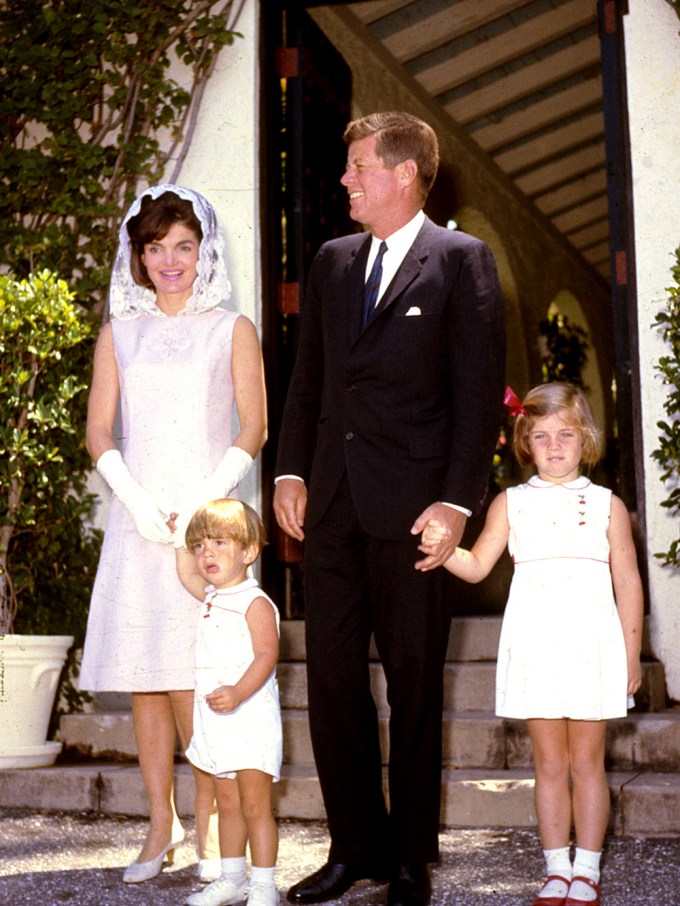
[362,240,388,329]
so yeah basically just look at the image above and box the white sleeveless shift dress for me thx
[80,308,240,692]
[496,476,628,720]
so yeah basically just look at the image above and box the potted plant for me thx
[0,269,99,768]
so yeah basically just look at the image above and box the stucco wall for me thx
[625,0,680,700]
[173,0,262,513]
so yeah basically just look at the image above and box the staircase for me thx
[1,617,678,836]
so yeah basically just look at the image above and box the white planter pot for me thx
[0,634,73,769]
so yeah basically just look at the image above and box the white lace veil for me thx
[107,184,232,320]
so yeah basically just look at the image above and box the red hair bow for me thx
[503,386,526,416]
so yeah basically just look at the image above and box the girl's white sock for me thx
[569,848,601,902]
[250,865,276,886]
[222,856,248,883]
[572,847,601,881]
[536,847,571,899]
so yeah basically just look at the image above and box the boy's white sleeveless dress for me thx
[80,309,240,692]
[186,578,283,780]
[496,475,628,720]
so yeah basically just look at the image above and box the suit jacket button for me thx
[347,384,356,392]
[345,432,354,441]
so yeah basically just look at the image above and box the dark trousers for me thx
[303,476,452,866]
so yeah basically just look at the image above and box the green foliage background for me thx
[1,0,240,310]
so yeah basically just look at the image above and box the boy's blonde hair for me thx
[185,498,267,554]
[511,382,603,467]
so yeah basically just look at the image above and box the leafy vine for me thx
[0,0,244,309]
[652,247,680,568]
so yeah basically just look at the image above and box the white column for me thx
[625,0,680,699]
[172,0,263,513]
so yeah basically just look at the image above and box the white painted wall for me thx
[625,0,680,699]
[171,0,262,513]
[88,0,262,531]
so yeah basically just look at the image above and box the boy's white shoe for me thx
[246,883,280,906]
[185,876,249,906]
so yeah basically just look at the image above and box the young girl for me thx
[421,383,643,906]
[176,498,282,906]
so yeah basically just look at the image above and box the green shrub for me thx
[0,269,100,638]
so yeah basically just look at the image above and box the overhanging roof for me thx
[342,0,611,280]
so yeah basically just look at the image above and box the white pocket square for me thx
[405,306,421,316]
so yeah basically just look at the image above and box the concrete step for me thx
[280,615,659,664]
[1,761,677,837]
[60,707,680,773]
[80,659,668,717]
[83,616,666,714]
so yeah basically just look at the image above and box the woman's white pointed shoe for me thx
[123,823,185,883]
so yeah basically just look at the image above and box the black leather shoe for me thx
[287,861,389,904]
[387,864,432,906]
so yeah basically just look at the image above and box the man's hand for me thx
[273,477,307,542]
[411,503,467,571]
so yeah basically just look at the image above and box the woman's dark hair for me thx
[127,191,203,289]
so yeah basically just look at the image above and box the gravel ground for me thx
[0,810,678,905]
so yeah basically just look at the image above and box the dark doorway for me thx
[259,2,353,614]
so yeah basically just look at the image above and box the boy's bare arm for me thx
[175,547,206,601]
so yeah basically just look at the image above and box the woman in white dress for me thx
[80,185,267,885]
[420,383,643,906]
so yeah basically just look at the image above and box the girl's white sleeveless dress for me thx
[80,308,240,692]
[496,475,628,720]
[186,577,283,780]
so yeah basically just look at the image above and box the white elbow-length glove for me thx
[173,446,254,548]
[96,449,173,544]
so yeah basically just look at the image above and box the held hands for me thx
[205,684,242,713]
[412,503,466,571]
[172,446,254,548]
[420,518,451,548]
[96,449,174,544]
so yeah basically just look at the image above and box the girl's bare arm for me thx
[608,493,644,694]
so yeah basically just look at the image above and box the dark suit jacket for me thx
[276,216,506,539]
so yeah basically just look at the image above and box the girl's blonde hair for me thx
[185,498,267,553]
[511,382,602,467]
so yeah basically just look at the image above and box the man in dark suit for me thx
[274,112,505,906]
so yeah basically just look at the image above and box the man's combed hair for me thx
[185,498,267,553]
[127,191,203,290]
[511,382,603,467]
[343,111,440,202]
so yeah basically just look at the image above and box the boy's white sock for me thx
[222,856,248,884]
[536,847,571,899]
[250,865,276,886]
